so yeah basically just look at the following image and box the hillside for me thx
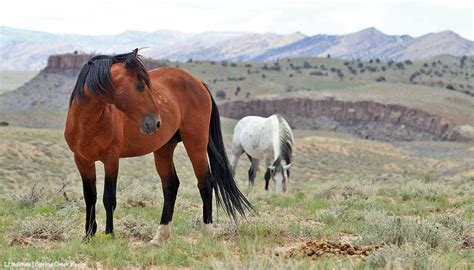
[1,35,473,270]
[1,26,473,70]
[257,28,474,62]
[0,53,473,141]
[0,121,472,268]
[0,70,38,95]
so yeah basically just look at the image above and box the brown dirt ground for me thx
[273,239,381,259]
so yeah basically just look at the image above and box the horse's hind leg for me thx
[180,131,214,236]
[247,154,259,189]
[264,169,271,191]
[150,139,179,245]
[74,156,97,241]
[230,144,244,176]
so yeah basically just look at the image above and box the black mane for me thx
[69,50,150,106]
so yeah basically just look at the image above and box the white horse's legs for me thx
[263,155,274,191]
[248,157,259,188]
[230,144,244,176]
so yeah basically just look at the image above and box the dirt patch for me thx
[274,240,381,259]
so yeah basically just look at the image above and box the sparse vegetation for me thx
[1,55,473,268]
[0,70,39,95]
[0,124,472,268]
[215,90,226,100]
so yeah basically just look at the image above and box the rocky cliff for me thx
[46,54,93,71]
[45,53,165,72]
[218,98,471,142]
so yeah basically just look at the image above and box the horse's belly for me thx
[120,135,163,157]
[243,147,264,160]
[240,139,268,160]
[120,127,178,158]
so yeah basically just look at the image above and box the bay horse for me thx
[230,114,294,193]
[65,49,253,244]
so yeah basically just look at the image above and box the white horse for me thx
[230,114,294,193]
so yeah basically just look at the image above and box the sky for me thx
[1,0,472,39]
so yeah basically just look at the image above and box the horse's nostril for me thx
[156,120,161,129]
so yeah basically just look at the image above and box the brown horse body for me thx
[65,50,252,242]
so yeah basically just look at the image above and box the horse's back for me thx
[149,67,205,90]
[233,115,278,159]
[148,67,212,128]
[233,116,268,140]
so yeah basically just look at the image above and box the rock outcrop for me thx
[46,54,93,72]
[219,98,471,142]
[45,53,165,72]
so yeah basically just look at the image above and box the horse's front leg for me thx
[247,155,259,189]
[103,158,119,235]
[74,155,97,241]
[263,155,273,191]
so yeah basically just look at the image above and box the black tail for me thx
[203,83,254,222]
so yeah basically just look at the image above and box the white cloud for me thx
[1,0,472,39]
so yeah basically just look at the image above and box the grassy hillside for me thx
[0,70,39,95]
[169,54,474,100]
[0,120,472,268]
[1,55,473,130]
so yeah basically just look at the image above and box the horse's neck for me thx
[69,98,116,136]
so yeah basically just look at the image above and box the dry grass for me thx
[0,123,473,268]
[0,70,39,95]
[9,213,80,243]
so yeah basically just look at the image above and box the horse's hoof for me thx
[203,223,215,237]
[150,224,171,246]
[82,235,93,243]
[104,232,115,239]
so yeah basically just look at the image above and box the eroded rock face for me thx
[45,53,165,72]
[46,54,93,71]
[219,98,470,142]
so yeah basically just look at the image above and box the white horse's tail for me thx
[274,114,294,165]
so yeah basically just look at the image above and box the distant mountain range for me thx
[1,26,473,70]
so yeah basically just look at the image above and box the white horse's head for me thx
[268,163,291,194]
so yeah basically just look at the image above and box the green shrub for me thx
[360,211,463,250]
[215,90,226,100]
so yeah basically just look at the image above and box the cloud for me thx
[1,0,472,39]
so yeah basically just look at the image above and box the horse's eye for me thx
[136,82,145,92]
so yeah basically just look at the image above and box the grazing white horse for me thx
[230,114,294,193]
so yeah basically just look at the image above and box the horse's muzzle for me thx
[141,114,161,135]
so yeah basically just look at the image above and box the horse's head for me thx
[109,49,161,134]
[70,49,161,135]
[268,162,291,194]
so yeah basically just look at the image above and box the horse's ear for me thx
[283,164,292,170]
[132,48,139,58]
